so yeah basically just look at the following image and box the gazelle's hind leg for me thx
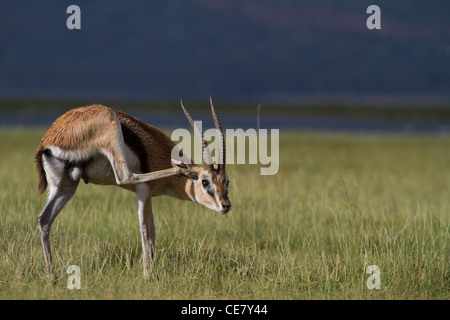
[37,151,79,279]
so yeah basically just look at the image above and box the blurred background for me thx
[1,0,449,132]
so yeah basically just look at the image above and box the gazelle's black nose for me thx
[221,202,231,212]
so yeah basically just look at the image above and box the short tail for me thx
[35,147,48,197]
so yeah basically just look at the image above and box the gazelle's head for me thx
[178,97,231,214]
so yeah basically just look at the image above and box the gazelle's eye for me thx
[202,179,209,188]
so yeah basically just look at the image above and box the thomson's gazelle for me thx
[35,99,231,279]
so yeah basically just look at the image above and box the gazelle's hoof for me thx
[180,169,198,180]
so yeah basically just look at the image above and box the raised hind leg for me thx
[104,146,198,185]
[100,124,198,185]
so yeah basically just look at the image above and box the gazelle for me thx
[35,98,231,279]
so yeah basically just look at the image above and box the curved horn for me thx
[210,96,225,172]
[180,99,214,169]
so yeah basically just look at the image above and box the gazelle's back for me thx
[38,105,116,151]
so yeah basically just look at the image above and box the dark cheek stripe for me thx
[207,188,215,198]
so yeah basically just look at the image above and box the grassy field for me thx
[0,128,448,299]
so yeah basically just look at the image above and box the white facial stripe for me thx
[199,173,223,212]
[213,184,221,210]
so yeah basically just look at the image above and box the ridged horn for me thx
[210,95,225,173]
[180,99,214,169]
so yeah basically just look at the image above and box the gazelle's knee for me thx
[36,215,45,228]
[37,218,49,235]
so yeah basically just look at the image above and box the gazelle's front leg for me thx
[136,184,155,279]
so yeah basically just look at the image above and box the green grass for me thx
[0,128,448,299]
